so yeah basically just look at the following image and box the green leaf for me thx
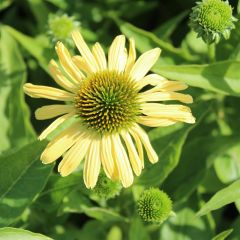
[214,143,240,184]
[3,25,51,72]
[0,0,13,10]
[212,229,233,240]
[27,0,49,31]
[137,101,209,187]
[197,179,240,216]
[0,141,52,227]
[118,21,195,63]
[153,60,240,96]
[0,28,35,153]
[153,11,188,40]
[164,135,239,201]
[0,227,52,240]
[128,216,150,240]
[159,206,213,240]
[82,207,127,223]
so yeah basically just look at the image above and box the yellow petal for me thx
[40,122,81,164]
[55,42,84,81]
[38,111,75,140]
[137,74,166,90]
[125,38,136,74]
[129,129,144,167]
[137,116,177,127]
[84,138,101,189]
[72,55,92,75]
[131,124,158,164]
[58,134,90,176]
[23,83,75,101]
[35,104,74,120]
[100,135,118,179]
[49,59,79,90]
[121,131,143,176]
[108,35,126,72]
[111,134,133,188]
[140,103,196,124]
[130,48,161,81]
[144,81,188,94]
[92,42,107,70]
[71,30,98,72]
[139,92,193,104]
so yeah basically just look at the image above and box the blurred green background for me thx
[0,0,240,239]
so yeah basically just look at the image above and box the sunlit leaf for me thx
[197,180,240,216]
[0,28,35,153]
[0,141,52,227]
[212,229,233,240]
[153,61,240,96]
[0,227,52,240]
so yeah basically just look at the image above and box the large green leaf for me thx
[3,25,51,72]
[153,61,240,96]
[0,28,35,153]
[0,141,52,227]
[0,227,52,240]
[137,101,209,187]
[197,179,240,216]
[118,21,196,63]
[163,135,239,202]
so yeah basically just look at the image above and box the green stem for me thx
[208,43,216,62]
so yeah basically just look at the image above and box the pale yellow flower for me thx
[23,31,195,189]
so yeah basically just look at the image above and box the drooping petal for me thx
[40,122,81,164]
[100,135,118,179]
[130,48,161,81]
[129,129,144,167]
[140,103,196,124]
[23,83,75,101]
[58,134,90,176]
[143,80,188,95]
[72,30,98,72]
[111,134,134,187]
[125,38,136,74]
[92,42,107,70]
[121,131,143,176]
[131,124,158,164]
[72,55,92,75]
[137,116,177,127]
[139,92,193,104]
[38,111,75,140]
[49,59,79,90]
[84,138,101,189]
[35,104,74,120]
[55,42,84,81]
[137,74,166,90]
[108,35,126,72]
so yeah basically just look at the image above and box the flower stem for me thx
[208,43,216,62]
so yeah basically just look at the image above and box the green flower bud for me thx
[93,172,122,200]
[189,0,237,44]
[48,13,80,46]
[137,188,172,224]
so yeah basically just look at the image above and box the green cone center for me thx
[75,70,140,134]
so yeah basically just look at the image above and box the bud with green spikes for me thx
[48,13,80,46]
[93,172,122,200]
[137,188,172,224]
[189,0,237,44]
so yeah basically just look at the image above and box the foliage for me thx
[0,0,239,239]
